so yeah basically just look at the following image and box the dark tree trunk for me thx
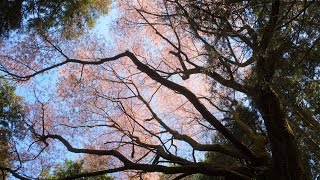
[255,86,308,180]
[1,170,7,180]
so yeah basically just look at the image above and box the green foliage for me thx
[42,159,114,180]
[0,78,25,136]
[0,0,110,38]
[0,0,23,37]
[0,77,25,152]
[0,78,25,178]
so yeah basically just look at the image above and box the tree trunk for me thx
[1,170,7,180]
[255,86,308,180]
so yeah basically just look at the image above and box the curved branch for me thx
[39,134,252,180]
[5,49,256,161]
[125,51,257,161]
[4,52,129,81]
[0,166,29,180]
[43,134,131,164]
[138,94,248,160]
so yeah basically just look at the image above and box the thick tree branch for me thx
[5,49,256,162]
[4,52,130,81]
[0,167,29,180]
[43,134,132,164]
[138,93,248,160]
[125,51,257,161]
[37,134,252,180]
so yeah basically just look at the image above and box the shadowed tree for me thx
[41,159,114,180]
[0,0,110,38]
[0,78,25,180]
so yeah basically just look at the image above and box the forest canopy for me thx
[0,0,319,180]
[0,0,110,38]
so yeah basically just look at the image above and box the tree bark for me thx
[255,86,308,180]
[1,170,7,180]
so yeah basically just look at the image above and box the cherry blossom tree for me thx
[0,0,319,179]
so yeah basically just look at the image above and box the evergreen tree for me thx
[41,159,114,180]
[0,0,110,38]
[0,78,25,179]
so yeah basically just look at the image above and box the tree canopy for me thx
[0,0,319,180]
[0,78,25,179]
[0,0,110,38]
[41,159,114,180]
